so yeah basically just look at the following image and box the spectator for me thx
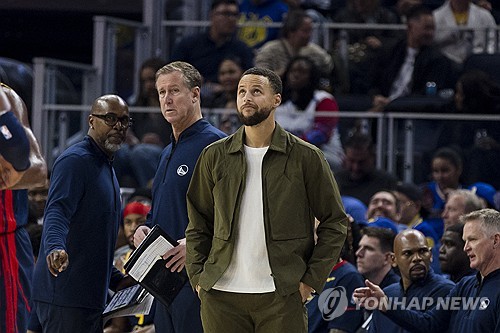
[438,70,500,190]
[366,229,455,332]
[439,223,475,283]
[439,70,500,150]
[336,133,398,206]
[185,67,348,332]
[354,209,500,333]
[356,227,399,288]
[368,5,454,112]
[366,190,401,223]
[433,0,497,65]
[105,201,154,333]
[394,183,440,246]
[115,57,170,188]
[202,56,243,110]
[31,95,130,333]
[0,84,47,333]
[395,182,443,273]
[133,61,226,333]
[308,237,365,333]
[255,9,333,77]
[170,0,254,96]
[470,182,497,209]
[333,0,400,94]
[356,227,400,332]
[276,56,344,170]
[342,195,368,225]
[202,55,244,134]
[441,189,483,228]
[422,146,464,220]
[27,182,49,225]
[238,0,289,49]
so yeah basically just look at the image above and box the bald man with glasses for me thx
[32,95,131,333]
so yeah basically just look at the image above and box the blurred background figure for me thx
[105,201,154,333]
[433,0,497,65]
[439,223,475,283]
[333,0,400,94]
[438,69,500,190]
[238,0,290,49]
[170,0,254,100]
[276,56,344,170]
[255,9,333,78]
[202,56,244,135]
[441,189,483,229]
[335,133,398,206]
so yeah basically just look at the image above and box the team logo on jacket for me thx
[177,165,189,176]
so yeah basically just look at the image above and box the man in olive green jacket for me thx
[186,67,347,333]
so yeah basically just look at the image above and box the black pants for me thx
[35,301,102,333]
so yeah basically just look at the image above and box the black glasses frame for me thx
[91,113,133,128]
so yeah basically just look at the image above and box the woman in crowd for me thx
[276,56,344,170]
[202,56,243,135]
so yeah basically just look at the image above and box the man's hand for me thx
[163,238,186,272]
[133,225,151,248]
[46,249,69,277]
[353,279,388,311]
[299,282,315,303]
[0,155,24,189]
[370,95,390,112]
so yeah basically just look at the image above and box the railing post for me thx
[93,16,117,94]
[403,119,414,183]
[143,0,165,58]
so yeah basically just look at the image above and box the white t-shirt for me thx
[213,145,276,293]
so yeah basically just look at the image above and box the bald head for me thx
[91,95,128,114]
[88,94,129,155]
[394,229,432,290]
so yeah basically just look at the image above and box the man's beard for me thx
[237,106,272,126]
[104,139,122,153]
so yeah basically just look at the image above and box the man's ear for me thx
[389,252,397,267]
[493,233,500,249]
[191,86,200,103]
[274,93,282,108]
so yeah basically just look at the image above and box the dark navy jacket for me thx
[370,269,455,332]
[385,269,500,333]
[307,260,365,333]
[147,119,226,241]
[32,136,123,309]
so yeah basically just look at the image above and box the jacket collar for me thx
[171,118,211,144]
[227,122,289,154]
[85,135,114,164]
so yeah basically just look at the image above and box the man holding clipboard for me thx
[133,61,226,333]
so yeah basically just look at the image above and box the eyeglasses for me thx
[91,113,132,128]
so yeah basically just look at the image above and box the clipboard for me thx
[102,284,154,323]
[124,225,188,307]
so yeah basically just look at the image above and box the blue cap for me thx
[470,182,496,208]
[367,217,399,235]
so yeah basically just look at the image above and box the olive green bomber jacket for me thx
[185,123,348,295]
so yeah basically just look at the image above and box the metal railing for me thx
[32,57,97,167]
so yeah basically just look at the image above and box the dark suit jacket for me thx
[369,38,456,97]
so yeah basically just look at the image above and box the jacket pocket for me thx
[212,176,236,240]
